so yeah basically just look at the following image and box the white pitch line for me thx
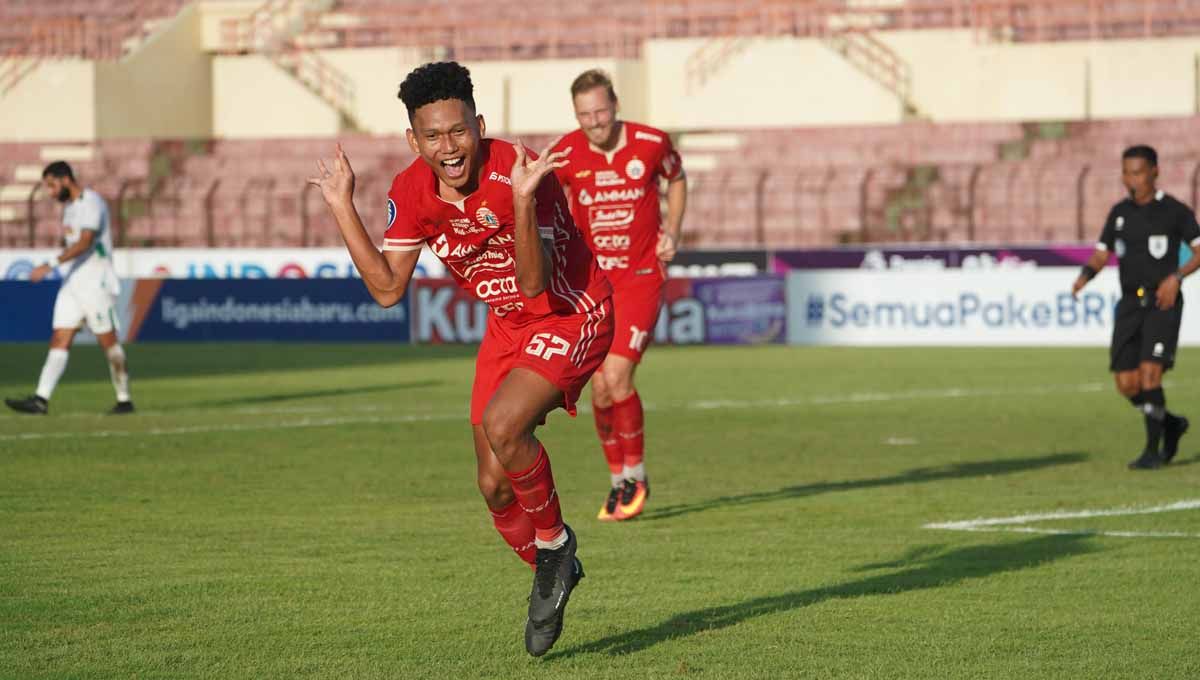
[0,413,462,442]
[930,526,1200,539]
[924,499,1200,539]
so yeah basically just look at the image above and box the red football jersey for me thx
[552,121,683,287]
[383,139,611,327]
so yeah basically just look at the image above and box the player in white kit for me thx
[5,162,134,415]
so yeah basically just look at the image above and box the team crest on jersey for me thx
[476,206,500,230]
[1149,235,1169,259]
[625,158,646,180]
[387,199,397,228]
[1115,216,1124,231]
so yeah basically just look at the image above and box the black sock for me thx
[1141,388,1166,454]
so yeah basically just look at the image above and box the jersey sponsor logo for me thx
[588,204,636,231]
[493,300,525,318]
[488,171,512,186]
[593,233,631,250]
[597,254,630,270]
[476,206,501,230]
[475,275,518,299]
[387,199,397,227]
[431,234,482,260]
[625,158,646,180]
[1115,239,1126,258]
[451,217,487,235]
[1115,216,1124,231]
[574,169,592,178]
[577,187,645,207]
[1149,235,1169,259]
[634,130,663,144]
[490,232,515,246]
[595,170,625,187]
[432,233,450,258]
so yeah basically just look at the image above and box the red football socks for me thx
[593,404,625,486]
[611,391,645,476]
[489,499,536,566]
[505,445,566,548]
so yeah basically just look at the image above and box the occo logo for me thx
[475,276,518,298]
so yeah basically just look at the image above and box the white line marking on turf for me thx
[924,499,1200,539]
[0,413,463,442]
[0,379,1159,441]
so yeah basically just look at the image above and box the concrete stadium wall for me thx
[212,54,341,138]
[0,60,97,141]
[96,3,212,139]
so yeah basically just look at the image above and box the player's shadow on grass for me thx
[642,452,1089,522]
[178,380,441,409]
[552,534,1097,659]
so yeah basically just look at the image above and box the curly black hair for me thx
[398,61,476,121]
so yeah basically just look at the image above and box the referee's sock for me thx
[1139,388,1167,454]
[35,348,69,401]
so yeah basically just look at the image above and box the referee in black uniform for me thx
[1073,145,1200,469]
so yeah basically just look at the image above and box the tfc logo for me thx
[628,325,650,352]
[475,276,518,298]
[525,333,571,360]
[593,233,631,250]
[597,255,630,270]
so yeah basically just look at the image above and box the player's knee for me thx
[481,406,527,461]
[477,471,514,508]
[591,376,612,408]
[1140,370,1163,390]
[606,370,635,401]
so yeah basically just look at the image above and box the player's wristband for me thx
[1080,265,1098,281]
[1172,270,1185,283]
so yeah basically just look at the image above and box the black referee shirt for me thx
[1097,190,1200,295]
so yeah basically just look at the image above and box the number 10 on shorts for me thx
[525,333,571,360]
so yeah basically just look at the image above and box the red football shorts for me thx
[607,276,665,364]
[470,299,614,425]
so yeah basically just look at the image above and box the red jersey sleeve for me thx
[381,177,426,252]
[657,134,684,182]
[550,136,574,189]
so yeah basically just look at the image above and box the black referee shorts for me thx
[1110,294,1183,372]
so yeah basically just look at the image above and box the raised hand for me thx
[511,140,570,201]
[306,143,356,209]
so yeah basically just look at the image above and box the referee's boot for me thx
[1163,415,1190,464]
[5,395,48,415]
[1128,449,1165,470]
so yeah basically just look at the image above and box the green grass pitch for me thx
[2,343,1199,679]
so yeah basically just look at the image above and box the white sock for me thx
[534,527,568,551]
[610,473,624,488]
[105,344,131,402]
[622,463,645,482]
[35,348,69,401]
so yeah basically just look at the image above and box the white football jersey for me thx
[60,188,119,293]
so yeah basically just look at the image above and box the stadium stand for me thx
[3,0,1200,249]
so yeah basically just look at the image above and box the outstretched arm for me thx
[308,144,418,307]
